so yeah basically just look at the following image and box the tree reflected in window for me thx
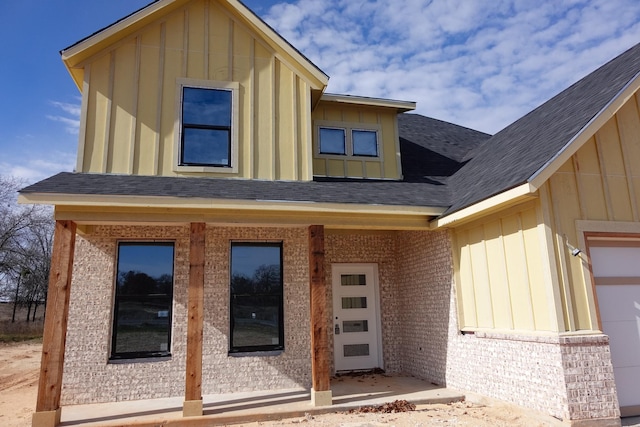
[230,243,283,352]
[111,242,174,359]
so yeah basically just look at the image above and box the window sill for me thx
[108,355,172,364]
[175,165,238,174]
[228,350,283,358]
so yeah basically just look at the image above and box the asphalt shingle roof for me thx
[446,42,640,215]
[21,172,453,209]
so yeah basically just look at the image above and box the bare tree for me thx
[0,176,54,322]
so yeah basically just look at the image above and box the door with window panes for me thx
[332,264,382,371]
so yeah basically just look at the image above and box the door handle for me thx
[334,324,340,335]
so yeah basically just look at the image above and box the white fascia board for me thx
[321,93,416,112]
[431,183,536,228]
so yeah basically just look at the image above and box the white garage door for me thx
[590,241,640,417]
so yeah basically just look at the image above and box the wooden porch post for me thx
[32,220,77,427]
[308,225,332,406]
[183,223,205,417]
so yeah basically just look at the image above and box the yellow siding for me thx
[452,201,556,332]
[78,0,314,181]
[311,102,402,180]
[135,27,161,175]
[540,93,640,332]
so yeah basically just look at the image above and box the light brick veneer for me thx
[62,225,312,404]
[392,229,620,423]
[62,226,190,404]
[325,232,400,373]
[61,225,621,423]
[200,226,311,394]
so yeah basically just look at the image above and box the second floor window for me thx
[317,123,380,158]
[181,87,232,167]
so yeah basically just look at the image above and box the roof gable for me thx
[445,42,640,216]
[61,0,328,91]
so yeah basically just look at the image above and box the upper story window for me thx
[319,128,346,155]
[175,79,239,173]
[316,121,380,158]
[352,130,378,156]
[182,87,232,167]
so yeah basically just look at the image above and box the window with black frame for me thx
[111,242,174,360]
[180,86,232,167]
[230,242,284,353]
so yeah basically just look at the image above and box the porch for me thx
[59,374,464,426]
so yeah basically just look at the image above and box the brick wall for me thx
[324,232,400,373]
[391,229,620,422]
[62,226,190,404]
[62,225,312,404]
[200,226,311,394]
[61,225,621,423]
[395,229,451,384]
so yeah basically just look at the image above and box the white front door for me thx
[590,240,640,417]
[332,264,382,372]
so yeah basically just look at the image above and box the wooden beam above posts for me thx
[308,225,332,406]
[184,222,205,417]
[32,220,77,427]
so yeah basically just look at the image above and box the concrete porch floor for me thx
[58,374,465,426]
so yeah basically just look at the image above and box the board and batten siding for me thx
[453,91,640,334]
[77,0,313,181]
[543,92,640,332]
[311,102,402,180]
[452,201,560,332]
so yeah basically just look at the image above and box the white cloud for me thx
[47,100,81,134]
[0,152,75,184]
[264,0,640,133]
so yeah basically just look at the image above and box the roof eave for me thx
[430,183,537,228]
[18,192,447,217]
[321,93,416,113]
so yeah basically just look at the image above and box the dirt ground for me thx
[0,340,41,427]
[0,341,568,427]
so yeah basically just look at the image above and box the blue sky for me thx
[1,0,639,183]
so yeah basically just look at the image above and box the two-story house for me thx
[20,1,640,426]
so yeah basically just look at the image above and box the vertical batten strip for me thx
[465,231,480,327]
[393,110,402,179]
[76,64,91,173]
[594,132,614,220]
[571,154,587,220]
[129,36,142,175]
[616,114,639,221]
[228,20,234,81]
[496,222,515,329]
[516,214,537,329]
[538,184,567,332]
[377,112,384,179]
[304,83,313,180]
[548,180,577,331]
[248,38,255,179]
[182,9,189,77]
[271,56,277,180]
[154,22,166,176]
[292,73,298,181]
[203,0,209,79]
[480,228,495,328]
[103,51,116,173]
